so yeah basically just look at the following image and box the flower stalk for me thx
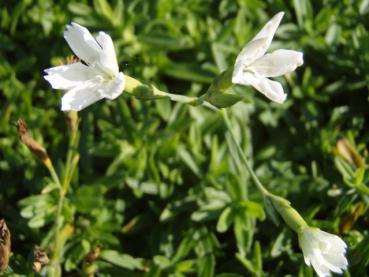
[48,113,79,277]
[221,109,269,196]
[222,108,348,276]
[222,109,307,231]
[124,75,200,104]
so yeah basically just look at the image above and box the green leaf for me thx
[235,253,256,275]
[153,255,171,269]
[215,273,244,277]
[68,2,93,16]
[139,34,194,50]
[163,63,215,83]
[240,201,265,221]
[197,255,215,277]
[75,185,106,212]
[216,207,234,233]
[354,167,365,185]
[93,0,113,19]
[208,93,243,108]
[177,146,201,176]
[99,250,144,270]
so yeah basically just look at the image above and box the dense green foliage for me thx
[1,0,369,276]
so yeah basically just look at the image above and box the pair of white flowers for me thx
[44,12,300,111]
[44,13,348,277]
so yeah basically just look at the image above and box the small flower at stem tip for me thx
[298,227,348,277]
[266,194,348,276]
[232,12,303,103]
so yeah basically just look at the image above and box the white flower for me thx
[298,227,348,277]
[44,23,125,111]
[232,12,303,104]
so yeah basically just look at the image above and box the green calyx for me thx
[201,68,243,108]
[266,194,308,233]
[124,75,201,105]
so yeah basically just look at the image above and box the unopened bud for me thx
[85,247,101,264]
[0,219,11,272]
[336,138,364,168]
[339,202,366,234]
[83,247,101,277]
[32,245,49,273]
[16,119,49,165]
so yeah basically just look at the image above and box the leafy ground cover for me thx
[0,0,369,276]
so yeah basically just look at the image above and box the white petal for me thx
[323,252,348,273]
[252,12,284,47]
[233,12,285,84]
[299,228,348,277]
[249,49,303,77]
[235,72,287,104]
[61,82,104,111]
[319,230,348,251]
[310,249,333,277]
[98,72,125,100]
[44,62,94,90]
[234,38,271,69]
[95,31,119,76]
[311,258,332,277]
[304,256,312,266]
[64,22,101,64]
[235,12,284,67]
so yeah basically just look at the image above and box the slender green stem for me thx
[45,160,63,277]
[47,115,80,277]
[49,194,64,277]
[221,109,270,196]
[124,74,220,111]
[45,160,62,188]
[62,127,79,193]
[221,110,310,233]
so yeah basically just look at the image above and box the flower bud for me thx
[0,219,11,272]
[16,119,49,165]
[85,247,101,264]
[83,247,101,277]
[32,245,49,273]
[336,138,364,168]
